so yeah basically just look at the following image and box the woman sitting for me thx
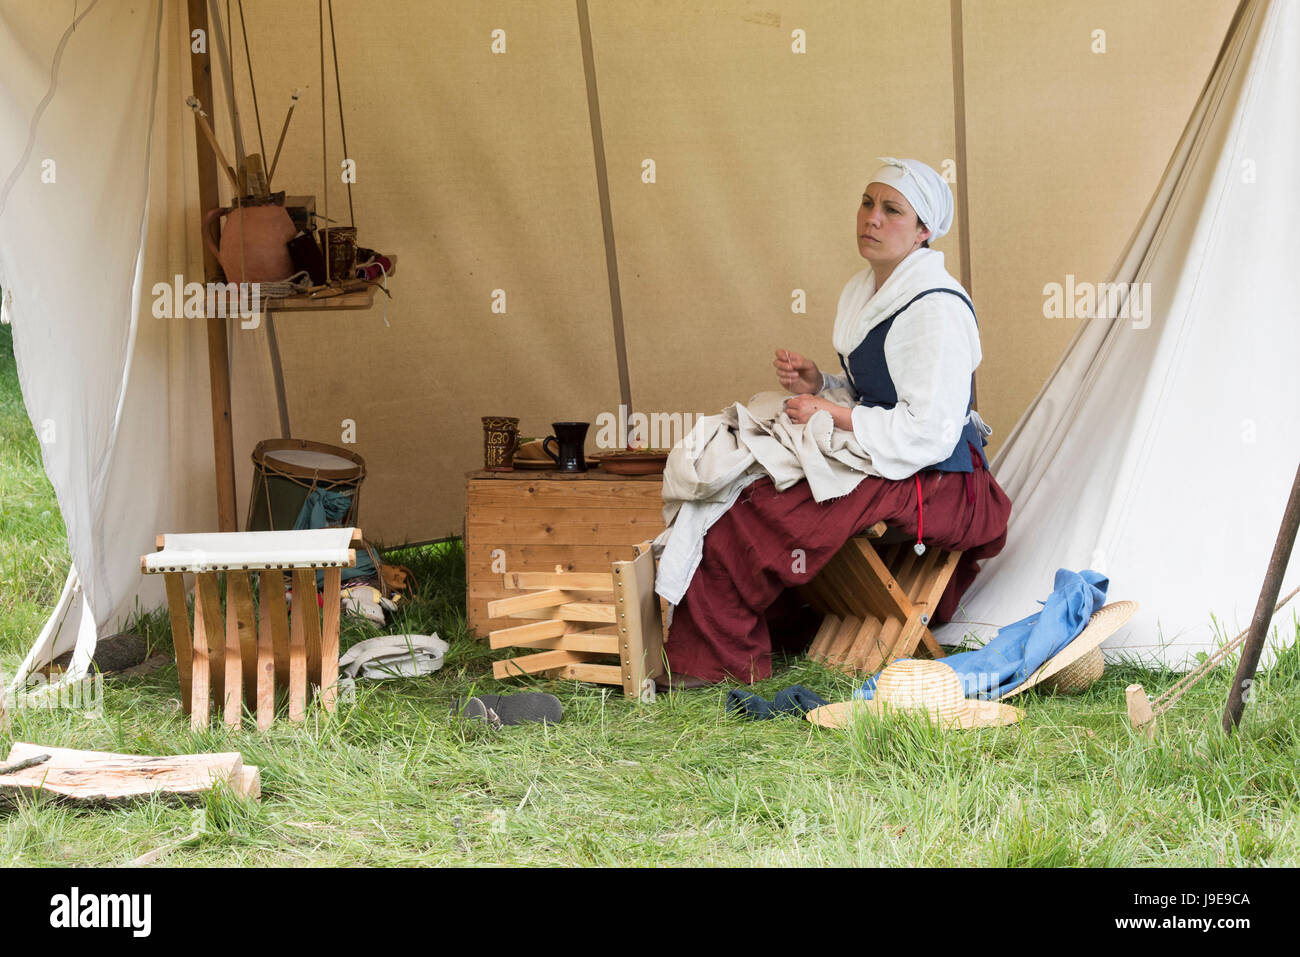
[662,157,1012,688]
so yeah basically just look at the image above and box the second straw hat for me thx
[806,659,1023,730]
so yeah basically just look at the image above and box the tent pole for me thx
[1222,458,1300,732]
[188,0,239,532]
[576,0,634,420]
[948,0,976,410]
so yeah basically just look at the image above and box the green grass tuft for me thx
[2,322,1298,866]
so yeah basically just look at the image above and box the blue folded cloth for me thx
[855,568,1109,701]
[726,684,829,720]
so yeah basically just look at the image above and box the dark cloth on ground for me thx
[665,457,1012,684]
[725,684,829,720]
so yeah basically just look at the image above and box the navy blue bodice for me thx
[837,288,989,473]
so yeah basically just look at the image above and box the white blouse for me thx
[818,290,983,481]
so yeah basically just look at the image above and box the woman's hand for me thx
[784,394,854,431]
[774,349,821,394]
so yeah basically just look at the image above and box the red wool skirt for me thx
[664,459,1013,683]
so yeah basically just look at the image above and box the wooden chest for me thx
[464,470,667,638]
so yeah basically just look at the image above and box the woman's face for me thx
[857,182,930,267]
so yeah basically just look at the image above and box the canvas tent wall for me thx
[0,0,1248,688]
[936,0,1300,667]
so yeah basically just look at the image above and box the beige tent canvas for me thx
[0,1,1251,692]
[935,0,1300,669]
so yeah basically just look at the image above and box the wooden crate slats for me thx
[612,547,665,696]
[551,663,624,684]
[484,535,665,699]
[467,481,662,509]
[504,571,615,591]
[469,505,663,528]
[506,601,618,624]
[466,520,664,548]
[492,649,594,679]
[488,619,571,648]
[464,473,670,639]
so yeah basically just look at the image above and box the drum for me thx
[246,438,367,532]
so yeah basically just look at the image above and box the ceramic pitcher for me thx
[203,203,296,283]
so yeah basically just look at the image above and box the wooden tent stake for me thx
[1223,458,1300,731]
[1127,583,1300,738]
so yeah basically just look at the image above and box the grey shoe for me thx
[452,692,562,726]
[457,696,503,730]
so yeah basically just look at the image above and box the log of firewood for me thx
[0,743,254,808]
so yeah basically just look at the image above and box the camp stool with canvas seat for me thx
[486,542,664,699]
[142,527,361,730]
[800,521,958,675]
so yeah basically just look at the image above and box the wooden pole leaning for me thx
[144,529,360,729]
[1223,459,1300,732]
[187,0,239,533]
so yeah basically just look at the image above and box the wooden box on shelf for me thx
[464,469,666,639]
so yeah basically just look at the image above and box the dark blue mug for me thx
[542,422,590,472]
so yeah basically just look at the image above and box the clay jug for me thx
[203,204,296,283]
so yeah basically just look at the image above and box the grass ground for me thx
[2,321,1298,866]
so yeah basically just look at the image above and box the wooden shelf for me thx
[262,285,378,313]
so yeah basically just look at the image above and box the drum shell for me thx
[246,438,366,532]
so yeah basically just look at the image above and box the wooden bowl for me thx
[593,449,670,476]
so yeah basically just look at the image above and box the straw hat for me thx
[1041,645,1105,694]
[806,659,1023,730]
[997,600,1138,700]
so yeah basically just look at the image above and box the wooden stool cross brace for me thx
[801,521,958,675]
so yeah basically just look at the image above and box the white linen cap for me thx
[869,157,954,243]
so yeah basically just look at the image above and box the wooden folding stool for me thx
[142,528,360,729]
[800,521,960,676]
[487,542,664,698]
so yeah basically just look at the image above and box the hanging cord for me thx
[237,0,267,162]
[327,0,355,227]
[912,474,926,556]
[319,0,330,285]
[1149,584,1300,718]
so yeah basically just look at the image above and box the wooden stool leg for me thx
[293,569,323,701]
[226,571,257,727]
[288,574,308,722]
[260,569,290,686]
[221,574,244,727]
[163,573,193,715]
[253,572,276,728]
[193,574,224,730]
[319,567,342,712]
